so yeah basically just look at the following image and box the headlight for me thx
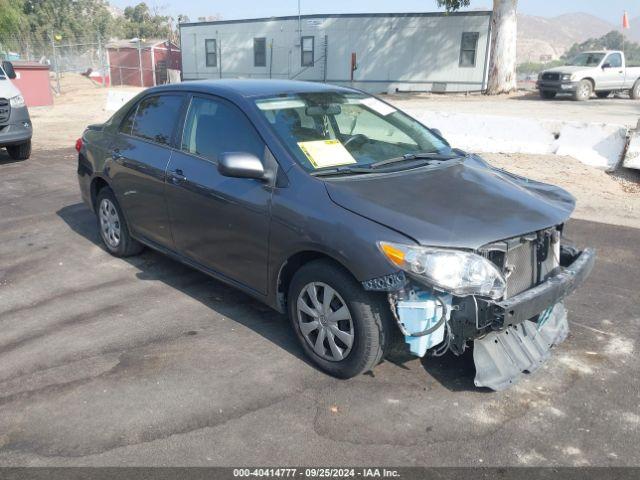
[378,242,506,299]
[10,95,25,108]
[561,74,572,82]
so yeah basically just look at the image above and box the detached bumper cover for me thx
[494,247,596,326]
[474,302,569,391]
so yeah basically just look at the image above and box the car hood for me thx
[323,156,575,250]
[543,66,592,74]
[0,78,21,98]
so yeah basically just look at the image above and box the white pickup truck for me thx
[537,50,640,101]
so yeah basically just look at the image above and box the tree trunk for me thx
[486,0,518,95]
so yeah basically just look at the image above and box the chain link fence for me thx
[1,32,109,93]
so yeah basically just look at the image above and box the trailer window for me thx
[301,36,314,67]
[459,32,479,67]
[205,39,217,67]
[254,38,266,67]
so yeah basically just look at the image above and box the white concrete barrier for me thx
[623,129,640,170]
[104,89,140,112]
[405,109,628,171]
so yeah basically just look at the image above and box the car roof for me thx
[148,79,360,99]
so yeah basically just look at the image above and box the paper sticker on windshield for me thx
[359,97,397,116]
[297,140,357,169]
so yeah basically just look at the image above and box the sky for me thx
[110,0,639,26]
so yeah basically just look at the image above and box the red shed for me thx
[11,62,54,107]
[107,39,181,87]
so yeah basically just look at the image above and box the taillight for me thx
[75,138,83,153]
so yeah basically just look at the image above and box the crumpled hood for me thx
[324,155,575,250]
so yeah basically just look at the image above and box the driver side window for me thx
[181,96,264,163]
[606,53,622,68]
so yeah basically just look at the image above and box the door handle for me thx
[169,169,187,184]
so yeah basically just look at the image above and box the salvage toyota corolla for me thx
[76,80,595,390]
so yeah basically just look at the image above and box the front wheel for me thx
[574,80,593,101]
[630,81,640,100]
[6,140,31,160]
[288,260,392,378]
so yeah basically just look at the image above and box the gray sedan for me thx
[76,80,594,390]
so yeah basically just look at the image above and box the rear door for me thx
[165,94,272,294]
[600,53,625,90]
[110,93,185,247]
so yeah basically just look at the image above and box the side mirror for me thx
[602,63,611,70]
[1,61,16,79]
[218,152,266,180]
[431,128,443,138]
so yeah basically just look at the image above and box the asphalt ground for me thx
[0,147,638,466]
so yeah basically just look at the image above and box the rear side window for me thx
[130,95,183,145]
[181,96,264,162]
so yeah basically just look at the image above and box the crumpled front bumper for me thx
[493,247,596,326]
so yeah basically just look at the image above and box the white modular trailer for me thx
[179,11,492,93]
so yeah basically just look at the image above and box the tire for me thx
[6,140,31,160]
[630,81,640,100]
[95,187,143,257]
[288,260,392,379]
[596,91,611,99]
[539,90,556,99]
[573,80,593,101]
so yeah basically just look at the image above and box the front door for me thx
[600,53,625,90]
[110,93,185,247]
[165,95,272,295]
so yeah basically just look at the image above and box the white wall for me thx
[179,12,491,93]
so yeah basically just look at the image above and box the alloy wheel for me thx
[296,282,354,362]
[99,198,121,248]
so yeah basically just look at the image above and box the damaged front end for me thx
[364,226,595,391]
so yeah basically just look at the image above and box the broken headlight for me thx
[378,242,506,299]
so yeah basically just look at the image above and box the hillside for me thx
[518,12,616,63]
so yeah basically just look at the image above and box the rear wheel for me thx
[539,90,556,99]
[6,140,31,160]
[96,187,143,257]
[596,91,611,99]
[630,81,640,100]
[574,80,592,101]
[288,260,392,378]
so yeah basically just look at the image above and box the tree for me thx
[563,31,640,63]
[116,2,172,39]
[437,0,518,95]
[0,0,26,51]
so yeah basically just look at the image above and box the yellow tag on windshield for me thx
[297,140,358,169]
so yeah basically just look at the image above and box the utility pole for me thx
[97,33,105,87]
[137,37,144,87]
[49,32,61,94]
[298,0,302,45]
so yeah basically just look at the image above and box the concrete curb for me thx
[405,109,628,171]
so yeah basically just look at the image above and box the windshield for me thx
[255,92,452,172]
[566,52,606,67]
